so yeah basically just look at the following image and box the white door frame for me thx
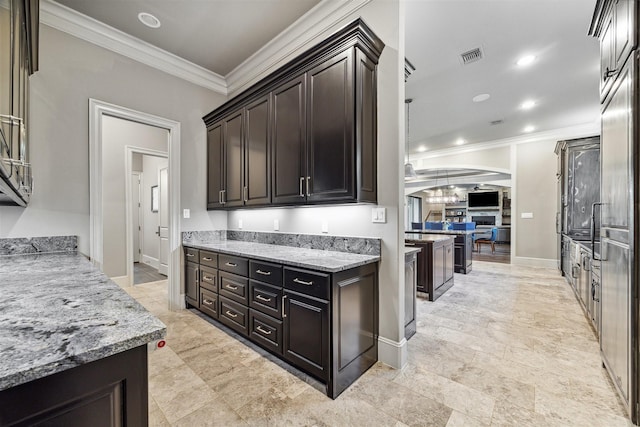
[131,170,143,264]
[89,98,183,310]
[125,147,168,285]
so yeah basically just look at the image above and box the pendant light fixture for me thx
[427,169,460,204]
[404,98,417,179]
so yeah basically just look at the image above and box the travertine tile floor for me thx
[124,261,632,426]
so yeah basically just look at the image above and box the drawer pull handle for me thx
[203,299,215,306]
[256,294,272,302]
[225,310,238,318]
[293,278,313,286]
[225,284,238,290]
[202,257,213,261]
[203,276,214,282]
[256,325,272,335]
[186,253,195,257]
[226,262,237,267]
[256,269,271,276]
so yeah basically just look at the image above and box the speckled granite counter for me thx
[183,240,379,272]
[405,229,476,236]
[405,233,456,243]
[0,252,166,391]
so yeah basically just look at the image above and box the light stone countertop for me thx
[184,240,380,273]
[404,247,422,255]
[405,229,477,236]
[405,233,456,243]
[0,252,166,391]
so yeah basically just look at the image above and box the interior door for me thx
[132,171,141,263]
[158,165,168,276]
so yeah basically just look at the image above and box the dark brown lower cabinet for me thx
[185,260,199,307]
[404,249,418,340]
[454,234,473,274]
[183,246,378,399]
[405,236,455,302]
[0,345,148,427]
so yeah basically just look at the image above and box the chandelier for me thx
[426,170,459,204]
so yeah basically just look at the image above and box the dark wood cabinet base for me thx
[0,345,148,427]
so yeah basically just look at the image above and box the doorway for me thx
[89,99,183,310]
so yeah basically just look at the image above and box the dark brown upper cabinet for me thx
[204,19,384,210]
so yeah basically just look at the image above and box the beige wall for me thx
[227,0,406,366]
[417,145,511,172]
[0,25,228,254]
[141,155,168,266]
[514,139,558,261]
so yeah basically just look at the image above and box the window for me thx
[405,196,422,230]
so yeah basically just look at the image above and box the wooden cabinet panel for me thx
[433,245,445,288]
[307,50,354,202]
[200,288,218,319]
[444,242,454,282]
[199,250,218,268]
[219,295,249,337]
[207,123,224,209]
[249,280,283,319]
[355,50,377,202]
[272,75,307,205]
[199,265,218,293]
[219,271,249,305]
[244,95,271,206]
[185,261,199,308]
[249,308,283,356]
[219,254,249,276]
[249,259,283,286]
[613,0,635,69]
[283,290,330,381]
[224,110,244,207]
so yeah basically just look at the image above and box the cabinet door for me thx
[444,242,454,282]
[0,0,11,177]
[600,8,615,100]
[306,49,355,203]
[272,75,306,205]
[224,110,244,207]
[283,290,329,381]
[244,95,271,206]
[206,123,224,209]
[185,261,199,307]
[613,0,635,71]
[355,50,377,203]
[433,245,445,289]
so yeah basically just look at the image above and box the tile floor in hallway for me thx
[124,261,632,426]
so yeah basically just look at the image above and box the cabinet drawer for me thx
[199,265,218,292]
[219,296,248,337]
[249,309,283,356]
[249,260,283,286]
[219,271,249,305]
[185,247,199,262]
[249,280,283,319]
[199,289,218,319]
[200,250,218,268]
[219,254,248,276]
[284,267,330,300]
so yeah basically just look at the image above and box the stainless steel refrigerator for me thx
[590,0,638,422]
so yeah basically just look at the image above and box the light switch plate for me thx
[521,212,534,219]
[372,207,386,223]
[321,220,329,233]
[273,219,279,231]
[238,219,243,229]
[183,209,190,219]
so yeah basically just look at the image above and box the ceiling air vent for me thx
[460,47,483,65]
[490,119,504,126]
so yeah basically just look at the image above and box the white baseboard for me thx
[141,255,159,269]
[111,275,130,287]
[511,256,557,269]
[378,335,407,369]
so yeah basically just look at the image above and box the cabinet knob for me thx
[604,67,617,80]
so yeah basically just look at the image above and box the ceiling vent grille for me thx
[460,47,483,65]
[490,119,504,126]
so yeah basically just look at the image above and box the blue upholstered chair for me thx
[475,227,498,253]
[411,222,423,230]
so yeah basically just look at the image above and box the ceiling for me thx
[405,0,600,154]
[54,0,321,76]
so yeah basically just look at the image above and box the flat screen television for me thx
[468,191,499,207]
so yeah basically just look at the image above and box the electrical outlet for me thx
[183,209,190,219]
[321,220,329,233]
[521,212,534,219]
[371,207,386,223]
[238,219,243,229]
[273,219,280,231]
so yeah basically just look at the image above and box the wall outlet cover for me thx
[238,219,243,229]
[273,219,279,231]
[372,207,386,223]
[521,212,534,219]
[183,209,190,219]
[321,220,329,233]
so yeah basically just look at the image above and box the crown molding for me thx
[40,0,228,94]
[225,0,372,96]
[415,122,600,160]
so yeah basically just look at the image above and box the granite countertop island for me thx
[405,229,477,236]
[0,250,166,392]
[405,233,456,243]
[183,239,380,273]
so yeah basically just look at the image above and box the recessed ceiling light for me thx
[455,138,466,146]
[517,55,536,67]
[417,145,427,152]
[138,12,161,28]
[472,93,491,103]
[521,100,536,110]
[523,125,535,133]
[449,185,455,189]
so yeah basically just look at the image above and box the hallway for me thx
[126,261,630,426]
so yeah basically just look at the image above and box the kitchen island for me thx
[405,229,475,274]
[0,237,166,426]
[405,233,455,301]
